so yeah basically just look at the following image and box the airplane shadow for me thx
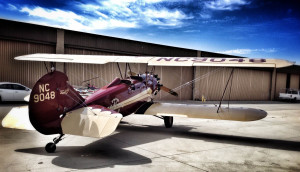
[15,123,300,170]
[16,139,153,169]
[117,123,300,151]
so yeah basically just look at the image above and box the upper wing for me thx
[135,102,267,121]
[15,53,294,68]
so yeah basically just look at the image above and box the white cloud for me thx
[77,0,193,28]
[17,0,193,32]
[20,7,92,31]
[90,18,138,29]
[143,8,193,27]
[8,4,17,11]
[19,6,137,31]
[184,30,200,33]
[144,0,165,3]
[205,0,249,11]
[219,48,277,55]
[21,7,84,22]
[200,13,211,19]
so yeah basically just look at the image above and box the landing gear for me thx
[45,142,56,153]
[45,134,64,153]
[163,116,173,128]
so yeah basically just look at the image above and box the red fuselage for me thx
[28,71,160,135]
[83,74,159,116]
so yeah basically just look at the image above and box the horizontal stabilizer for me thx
[138,103,267,121]
[2,106,35,130]
[61,106,122,138]
[15,54,294,68]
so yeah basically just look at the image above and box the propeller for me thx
[160,85,178,97]
[127,70,179,97]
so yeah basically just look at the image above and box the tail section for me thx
[29,71,84,135]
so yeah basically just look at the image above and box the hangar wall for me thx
[0,19,299,101]
[275,73,287,97]
[290,74,300,89]
[193,67,271,101]
[0,39,55,87]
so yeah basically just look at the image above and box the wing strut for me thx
[116,62,123,79]
[127,63,132,76]
[44,62,49,73]
[217,68,234,113]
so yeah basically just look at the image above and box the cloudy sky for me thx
[0,0,299,64]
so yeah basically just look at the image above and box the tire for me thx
[163,116,173,128]
[45,142,56,153]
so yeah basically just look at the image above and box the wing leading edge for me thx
[15,53,294,68]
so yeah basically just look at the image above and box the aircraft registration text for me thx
[33,84,55,103]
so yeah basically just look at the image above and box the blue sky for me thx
[0,0,299,64]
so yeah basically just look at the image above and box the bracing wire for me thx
[63,88,97,116]
[160,67,225,99]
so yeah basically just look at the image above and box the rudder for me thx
[29,71,84,135]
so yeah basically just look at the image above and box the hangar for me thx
[0,18,299,101]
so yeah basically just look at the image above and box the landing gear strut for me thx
[163,116,173,128]
[45,134,64,153]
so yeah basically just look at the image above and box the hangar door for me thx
[193,67,271,101]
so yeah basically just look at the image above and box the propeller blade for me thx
[161,86,178,97]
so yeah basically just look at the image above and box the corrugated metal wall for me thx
[0,39,55,88]
[154,66,193,100]
[290,74,300,89]
[193,67,271,100]
[64,30,198,57]
[275,73,287,97]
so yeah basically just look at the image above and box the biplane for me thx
[2,54,293,153]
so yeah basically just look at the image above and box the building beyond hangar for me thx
[0,18,299,101]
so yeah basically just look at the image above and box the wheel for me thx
[163,116,173,128]
[45,142,56,153]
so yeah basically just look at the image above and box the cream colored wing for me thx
[147,57,293,68]
[15,53,120,64]
[15,54,293,68]
[61,106,122,138]
[137,103,267,121]
[1,106,35,130]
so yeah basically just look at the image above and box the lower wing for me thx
[135,102,267,121]
[2,106,35,130]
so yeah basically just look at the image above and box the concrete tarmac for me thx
[0,101,300,171]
